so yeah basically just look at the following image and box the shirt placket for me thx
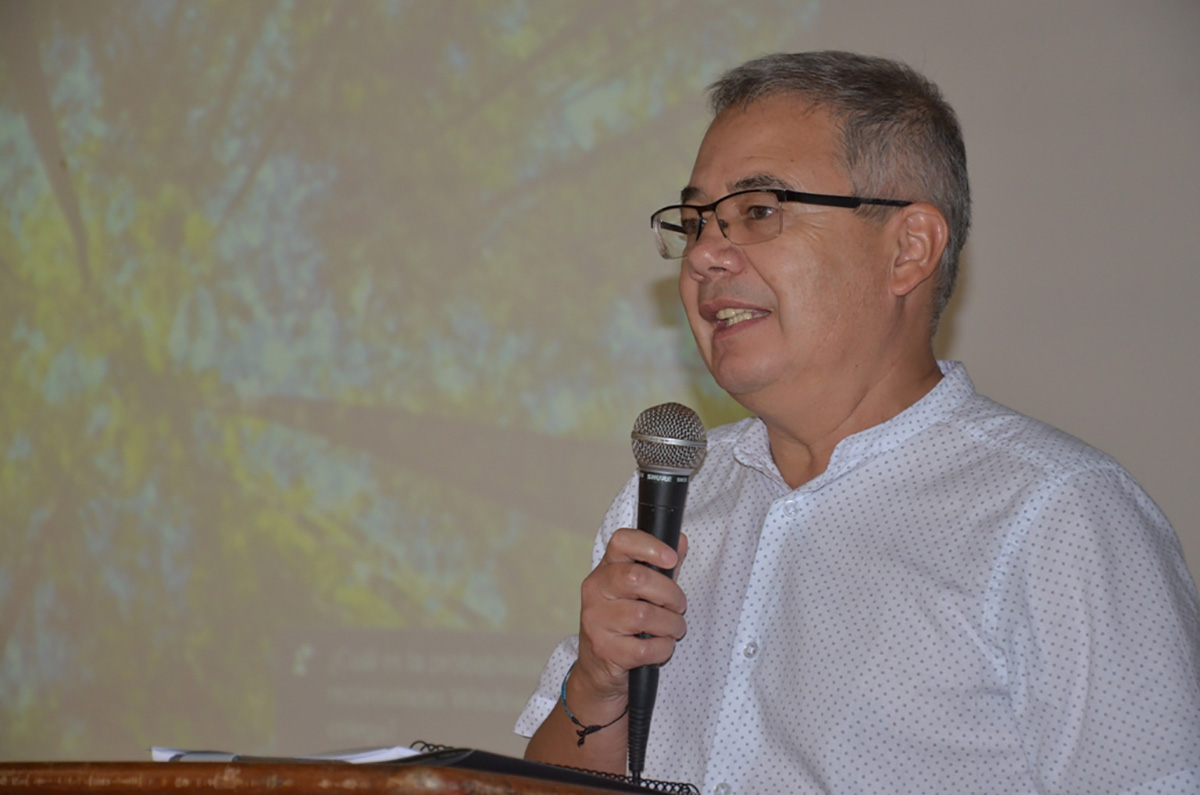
[702,491,807,795]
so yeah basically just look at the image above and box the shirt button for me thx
[783,500,798,517]
[714,784,731,795]
[743,641,758,659]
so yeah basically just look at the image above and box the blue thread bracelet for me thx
[560,662,628,746]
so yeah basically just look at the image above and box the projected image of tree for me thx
[0,0,811,758]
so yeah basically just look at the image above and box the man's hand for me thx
[576,528,689,699]
[524,528,688,773]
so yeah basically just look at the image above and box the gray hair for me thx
[709,51,970,329]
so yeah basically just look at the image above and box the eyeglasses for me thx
[649,188,913,259]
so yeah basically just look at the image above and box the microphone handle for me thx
[626,665,658,780]
[627,470,690,779]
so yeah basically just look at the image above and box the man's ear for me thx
[890,203,948,297]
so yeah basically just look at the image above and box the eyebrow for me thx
[679,173,794,204]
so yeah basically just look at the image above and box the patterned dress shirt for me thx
[516,362,1200,794]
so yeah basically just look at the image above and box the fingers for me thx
[593,528,688,612]
[586,566,689,639]
[576,529,690,693]
[602,526,684,573]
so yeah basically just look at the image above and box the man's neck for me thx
[751,353,944,489]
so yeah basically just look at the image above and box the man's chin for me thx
[710,367,773,405]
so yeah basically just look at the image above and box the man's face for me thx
[679,94,901,409]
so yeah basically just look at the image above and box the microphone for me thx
[626,403,707,780]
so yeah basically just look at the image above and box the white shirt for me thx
[516,362,1200,794]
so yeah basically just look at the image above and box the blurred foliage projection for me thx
[0,0,812,758]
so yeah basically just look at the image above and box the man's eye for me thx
[745,205,777,222]
[679,217,702,237]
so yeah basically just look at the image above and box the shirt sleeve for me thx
[513,473,639,739]
[993,464,1200,793]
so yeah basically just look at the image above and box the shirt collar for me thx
[731,361,975,491]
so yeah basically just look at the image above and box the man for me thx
[516,51,1200,793]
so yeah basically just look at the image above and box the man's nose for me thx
[684,214,744,280]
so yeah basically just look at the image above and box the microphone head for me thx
[631,402,707,475]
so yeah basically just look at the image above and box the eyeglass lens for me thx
[653,191,784,259]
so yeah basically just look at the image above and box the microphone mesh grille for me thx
[631,402,707,473]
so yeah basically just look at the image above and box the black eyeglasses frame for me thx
[649,188,914,258]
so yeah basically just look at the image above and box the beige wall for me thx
[835,2,1200,575]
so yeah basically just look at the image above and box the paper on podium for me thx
[298,744,420,763]
[150,744,420,763]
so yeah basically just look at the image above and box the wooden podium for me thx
[0,761,637,794]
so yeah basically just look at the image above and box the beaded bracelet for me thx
[560,662,628,746]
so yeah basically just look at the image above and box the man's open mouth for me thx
[715,307,770,330]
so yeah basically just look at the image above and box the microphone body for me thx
[626,404,706,780]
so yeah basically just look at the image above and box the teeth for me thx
[715,308,763,327]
